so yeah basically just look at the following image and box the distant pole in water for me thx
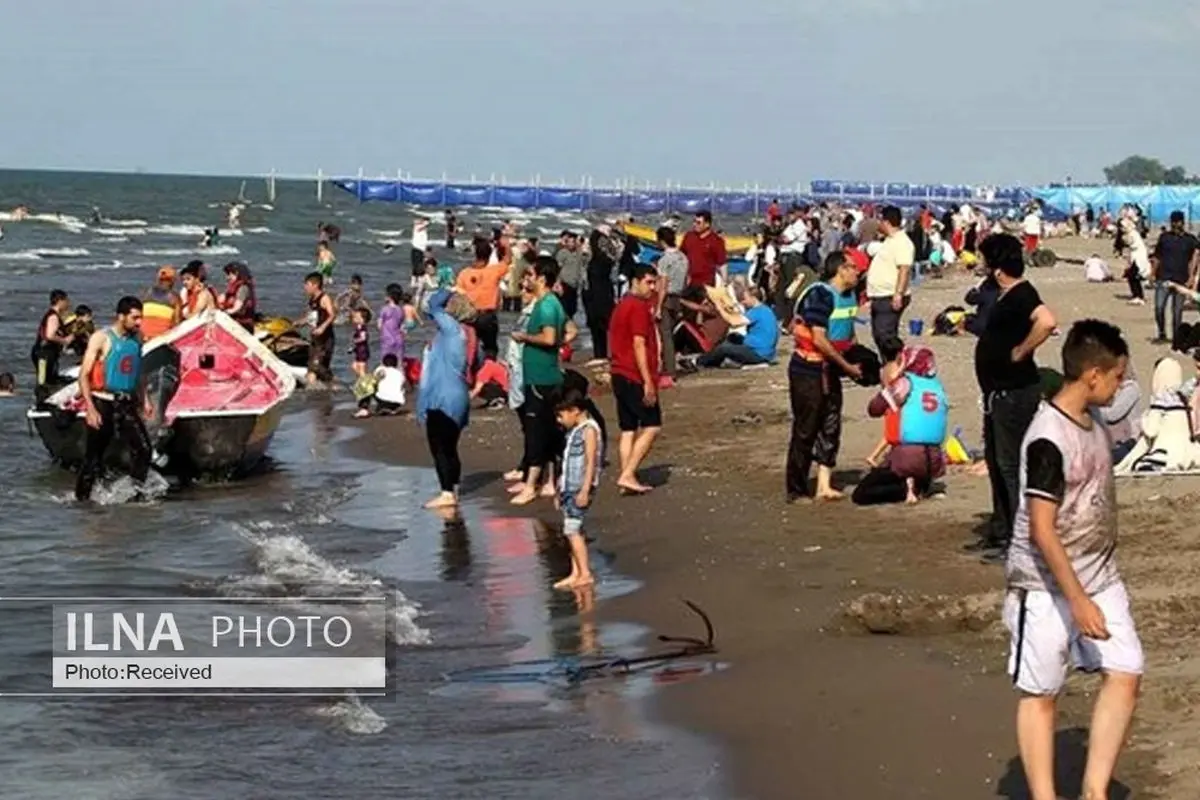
[316,169,324,203]
[266,170,277,204]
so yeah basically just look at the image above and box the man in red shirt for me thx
[607,263,662,495]
[680,210,728,288]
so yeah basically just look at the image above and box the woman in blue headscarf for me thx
[417,288,482,509]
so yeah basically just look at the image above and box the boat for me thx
[620,222,754,255]
[633,240,751,275]
[254,316,310,380]
[27,309,296,480]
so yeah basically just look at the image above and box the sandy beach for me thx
[349,234,1200,799]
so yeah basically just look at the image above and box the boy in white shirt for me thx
[1005,319,1140,800]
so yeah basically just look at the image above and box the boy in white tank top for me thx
[1004,319,1141,800]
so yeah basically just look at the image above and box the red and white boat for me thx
[27,309,297,479]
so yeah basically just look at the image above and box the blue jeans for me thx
[1154,281,1186,342]
[697,342,770,368]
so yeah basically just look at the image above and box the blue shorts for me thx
[561,494,587,536]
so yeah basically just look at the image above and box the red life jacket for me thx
[223,277,256,330]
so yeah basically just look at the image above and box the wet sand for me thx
[348,236,1200,798]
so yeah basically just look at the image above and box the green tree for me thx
[1103,155,1193,185]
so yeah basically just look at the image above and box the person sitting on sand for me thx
[695,284,779,369]
[0,372,15,397]
[1083,254,1113,283]
[355,353,406,418]
[470,354,511,409]
[553,388,603,590]
[852,338,948,506]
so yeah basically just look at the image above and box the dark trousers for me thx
[785,370,843,498]
[1125,266,1145,301]
[774,253,796,322]
[560,282,579,321]
[521,384,560,474]
[698,342,769,368]
[982,385,1041,546]
[587,310,611,360]
[425,409,462,492]
[659,295,680,377]
[472,311,500,359]
[1154,281,1186,342]
[869,296,910,352]
[75,396,153,501]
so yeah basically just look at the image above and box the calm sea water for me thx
[0,170,723,799]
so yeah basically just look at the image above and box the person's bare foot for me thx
[353,409,370,418]
[506,482,526,494]
[905,493,919,505]
[617,478,652,495]
[510,488,538,506]
[816,490,845,502]
[424,492,457,509]
[503,469,523,481]
[539,483,557,498]
[553,576,577,590]
[570,574,595,588]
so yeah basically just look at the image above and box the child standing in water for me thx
[349,307,371,378]
[553,389,602,590]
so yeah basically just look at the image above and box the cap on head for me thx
[157,265,176,282]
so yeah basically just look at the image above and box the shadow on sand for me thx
[994,727,1132,799]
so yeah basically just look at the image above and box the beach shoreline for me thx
[344,235,1200,799]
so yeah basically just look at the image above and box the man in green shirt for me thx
[510,256,567,505]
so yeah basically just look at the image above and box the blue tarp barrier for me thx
[332,177,1034,216]
[1031,185,1200,224]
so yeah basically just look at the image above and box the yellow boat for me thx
[620,222,753,255]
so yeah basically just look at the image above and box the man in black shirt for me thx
[973,233,1057,560]
[1151,210,1199,346]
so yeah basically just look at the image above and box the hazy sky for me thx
[2,0,1198,187]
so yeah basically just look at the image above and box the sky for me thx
[2,0,1199,188]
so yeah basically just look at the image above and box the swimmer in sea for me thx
[0,372,15,397]
[315,240,337,283]
[89,206,102,225]
[227,204,242,229]
[200,227,220,249]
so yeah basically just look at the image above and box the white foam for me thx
[230,522,432,646]
[34,247,90,258]
[368,229,407,237]
[64,259,127,272]
[0,250,43,261]
[138,244,240,257]
[85,471,170,505]
[103,218,148,227]
[278,259,312,267]
[94,226,146,237]
[312,691,388,734]
[244,226,270,234]
[146,224,245,237]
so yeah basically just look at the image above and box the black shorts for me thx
[611,374,662,432]
[411,248,424,277]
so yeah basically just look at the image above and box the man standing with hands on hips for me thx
[973,233,1057,562]
[865,205,915,352]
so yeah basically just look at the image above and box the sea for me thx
[0,170,724,800]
